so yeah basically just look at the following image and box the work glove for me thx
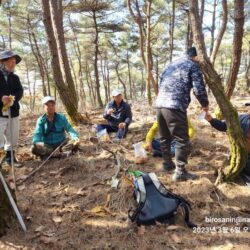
[2,95,15,112]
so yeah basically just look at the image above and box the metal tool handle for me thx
[8,108,16,191]
[0,171,27,232]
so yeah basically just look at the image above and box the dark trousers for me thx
[96,124,128,139]
[152,139,176,157]
[157,108,190,169]
[243,154,250,175]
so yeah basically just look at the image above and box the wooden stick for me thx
[17,142,65,184]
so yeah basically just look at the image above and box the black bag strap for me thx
[128,175,147,222]
[179,202,197,228]
[128,202,144,222]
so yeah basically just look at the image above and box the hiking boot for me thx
[172,169,197,182]
[0,149,5,164]
[90,136,99,144]
[112,137,121,144]
[161,161,175,172]
[3,151,23,168]
[61,150,72,158]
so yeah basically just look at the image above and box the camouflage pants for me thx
[31,140,76,157]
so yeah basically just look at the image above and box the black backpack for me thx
[128,172,196,228]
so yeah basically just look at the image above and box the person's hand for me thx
[35,142,44,148]
[145,142,153,152]
[205,112,213,122]
[73,138,80,146]
[202,105,209,112]
[107,109,114,115]
[2,96,12,105]
[118,122,126,129]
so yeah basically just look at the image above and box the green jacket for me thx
[32,113,78,146]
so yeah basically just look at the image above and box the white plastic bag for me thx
[198,111,206,120]
[133,142,148,164]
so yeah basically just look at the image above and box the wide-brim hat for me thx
[0,50,22,64]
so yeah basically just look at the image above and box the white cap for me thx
[42,96,55,105]
[112,89,122,97]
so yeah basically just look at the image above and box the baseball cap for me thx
[42,96,55,105]
[112,89,122,97]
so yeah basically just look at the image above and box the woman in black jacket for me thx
[0,50,23,168]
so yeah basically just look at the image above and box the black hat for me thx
[245,103,250,106]
[0,50,22,64]
[186,47,197,58]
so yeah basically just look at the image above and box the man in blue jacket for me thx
[155,47,209,181]
[96,89,132,142]
[32,96,79,159]
[205,105,250,175]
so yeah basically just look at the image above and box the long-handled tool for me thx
[8,108,16,191]
[18,141,66,184]
[0,170,27,232]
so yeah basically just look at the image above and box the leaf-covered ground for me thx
[0,95,250,250]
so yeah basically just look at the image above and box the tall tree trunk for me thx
[32,69,37,112]
[210,0,228,65]
[209,0,217,56]
[189,0,247,183]
[44,50,51,96]
[85,62,96,106]
[225,0,245,99]
[27,16,47,96]
[186,12,193,49]
[127,50,132,99]
[200,0,205,26]
[155,48,159,87]
[69,17,86,108]
[115,63,128,100]
[245,42,250,90]
[146,0,152,105]
[25,60,33,112]
[127,0,158,104]
[169,0,175,62]
[100,55,108,104]
[7,6,12,49]
[93,10,103,107]
[106,57,111,100]
[141,68,145,96]
[41,0,83,124]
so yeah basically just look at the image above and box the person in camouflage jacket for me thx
[155,47,209,182]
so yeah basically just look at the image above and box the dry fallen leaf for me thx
[170,233,181,243]
[77,189,86,196]
[40,236,57,244]
[52,216,62,223]
[89,206,107,217]
[35,225,45,233]
[138,225,146,235]
[18,184,26,191]
[166,225,181,231]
